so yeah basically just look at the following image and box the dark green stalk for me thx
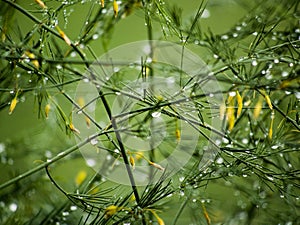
[111,117,140,204]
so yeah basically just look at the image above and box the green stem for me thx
[111,118,140,204]
[0,133,99,190]
[172,193,191,225]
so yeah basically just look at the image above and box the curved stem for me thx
[0,132,99,190]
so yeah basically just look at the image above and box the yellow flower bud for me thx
[9,97,18,115]
[236,91,243,117]
[265,94,273,110]
[253,96,263,119]
[105,205,121,217]
[129,155,135,169]
[268,111,275,140]
[113,0,118,18]
[226,106,235,131]
[56,26,71,46]
[69,122,80,134]
[34,0,47,9]
[45,103,51,118]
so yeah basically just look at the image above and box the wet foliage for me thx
[0,0,299,224]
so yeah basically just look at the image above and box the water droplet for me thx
[229,91,236,97]
[45,150,52,158]
[62,211,69,216]
[222,137,229,144]
[90,138,98,145]
[233,33,238,38]
[9,203,18,212]
[281,71,289,77]
[70,205,77,211]
[86,159,96,167]
[221,35,229,40]
[192,198,197,202]
[71,51,76,57]
[242,138,249,144]
[236,26,242,31]
[151,111,161,118]
[213,54,219,59]
[252,60,258,66]
[216,157,223,164]
[280,194,285,198]
[274,59,279,64]
[201,9,210,18]
[56,65,63,70]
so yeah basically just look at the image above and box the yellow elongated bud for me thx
[253,96,263,119]
[157,216,165,225]
[35,0,47,9]
[113,0,118,18]
[69,122,80,134]
[45,103,51,118]
[149,162,165,171]
[226,93,236,131]
[100,0,104,7]
[227,106,235,131]
[268,111,275,140]
[202,203,211,225]
[265,94,273,110]
[75,170,87,186]
[85,117,91,128]
[151,210,165,225]
[56,26,71,46]
[236,91,243,117]
[129,155,135,169]
[105,205,121,217]
[9,96,18,115]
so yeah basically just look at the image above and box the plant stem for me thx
[111,118,140,204]
[0,133,100,190]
